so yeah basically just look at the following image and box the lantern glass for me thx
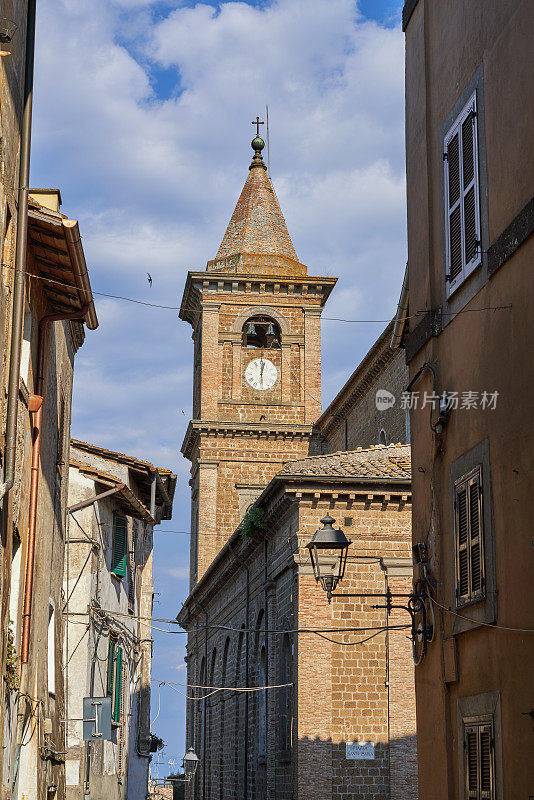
[306,515,351,601]
[182,747,199,780]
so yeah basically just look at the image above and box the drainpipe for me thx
[20,306,89,666]
[0,0,36,502]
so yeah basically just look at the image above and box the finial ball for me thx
[251,136,265,152]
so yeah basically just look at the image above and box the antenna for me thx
[266,104,270,175]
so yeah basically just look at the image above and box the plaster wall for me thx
[404,1,534,797]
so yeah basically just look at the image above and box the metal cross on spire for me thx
[251,116,264,137]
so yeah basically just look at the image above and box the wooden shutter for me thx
[107,637,116,696]
[465,721,494,799]
[455,467,484,605]
[444,93,481,295]
[112,645,123,723]
[111,513,127,578]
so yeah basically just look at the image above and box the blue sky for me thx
[32,0,405,770]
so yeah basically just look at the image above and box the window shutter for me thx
[111,513,127,578]
[112,645,123,723]
[107,638,116,697]
[455,467,484,605]
[464,721,494,800]
[444,93,481,294]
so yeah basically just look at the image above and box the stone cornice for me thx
[179,270,337,327]
[315,322,397,437]
[181,419,315,461]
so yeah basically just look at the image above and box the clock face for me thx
[245,357,278,391]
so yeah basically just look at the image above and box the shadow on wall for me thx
[297,735,419,800]
[192,733,419,800]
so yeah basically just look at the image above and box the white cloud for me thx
[160,565,190,580]
[33,0,406,758]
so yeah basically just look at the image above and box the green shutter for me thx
[112,513,127,578]
[107,638,116,696]
[112,645,123,723]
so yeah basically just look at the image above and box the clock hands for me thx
[259,357,265,388]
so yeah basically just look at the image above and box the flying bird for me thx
[147,272,152,288]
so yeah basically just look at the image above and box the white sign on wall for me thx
[346,741,375,760]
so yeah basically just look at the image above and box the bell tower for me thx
[180,126,337,585]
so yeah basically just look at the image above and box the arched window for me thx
[279,634,293,756]
[235,627,246,796]
[206,649,217,796]
[242,316,281,349]
[258,645,267,756]
[379,428,388,446]
[219,637,230,798]
[196,656,206,800]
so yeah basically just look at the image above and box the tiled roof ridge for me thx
[70,438,173,476]
[277,443,411,479]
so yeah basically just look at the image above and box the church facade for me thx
[178,132,417,799]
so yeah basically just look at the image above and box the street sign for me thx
[83,696,112,741]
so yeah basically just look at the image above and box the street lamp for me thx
[182,747,199,782]
[306,514,352,601]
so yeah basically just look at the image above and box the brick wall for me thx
[181,482,417,800]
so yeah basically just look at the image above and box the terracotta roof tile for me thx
[277,444,411,481]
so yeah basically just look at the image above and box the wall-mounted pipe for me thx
[0,0,36,502]
[21,305,89,664]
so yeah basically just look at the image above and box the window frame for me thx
[444,91,482,297]
[454,465,485,608]
[463,717,495,800]
[111,511,128,579]
[457,692,502,800]
[107,636,123,725]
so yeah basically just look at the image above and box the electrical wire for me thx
[80,606,411,636]
[4,262,511,324]
[430,597,534,633]
[153,678,292,691]
[153,679,293,702]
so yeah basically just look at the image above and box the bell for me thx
[266,323,275,336]
[246,322,256,336]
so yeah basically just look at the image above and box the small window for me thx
[48,602,55,695]
[278,633,292,757]
[444,92,481,296]
[455,466,485,607]
[379,429,388,446]
[20,305,32,387]
[111,512,128,578]
[57,391,66,478]
[464,719,494,799]
[242,316,281,349]
[107,637,123,724]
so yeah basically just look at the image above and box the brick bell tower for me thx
[180,123,337,585]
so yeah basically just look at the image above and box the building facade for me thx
[315,321,409,453]
[0,188,98,800]
[64,441,176,800]
[179,445,416,800]
[401,1,534,798]
[178,133,418,799]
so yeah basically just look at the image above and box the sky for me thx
[31,0,406,771]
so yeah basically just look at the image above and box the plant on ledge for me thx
[240,504,268,541]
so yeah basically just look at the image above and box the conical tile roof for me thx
[206,136,307,277]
